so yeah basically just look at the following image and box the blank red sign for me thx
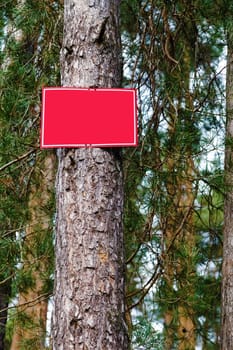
[40,87,137,148]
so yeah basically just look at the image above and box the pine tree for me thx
[53,1,129,349]
[0,1,228,348]
[0,1,62,348]
[122,1,225,348]
[221,17,233,350]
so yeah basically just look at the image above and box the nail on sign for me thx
[40,87,137,148]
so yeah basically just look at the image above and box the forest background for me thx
[0,0,232,349]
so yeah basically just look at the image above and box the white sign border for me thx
[40,87,138,148]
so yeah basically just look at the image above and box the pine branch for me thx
[0,149,37,172]
[0,292,51,320]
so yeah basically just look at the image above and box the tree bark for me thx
[221,35,233,350]
[0,281,11,350]
[10,153,55,350]
[53,1,129,349]
[162,34,196,350]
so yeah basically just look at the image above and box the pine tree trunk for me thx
[163,155,196,350]
[10,153,55,350]
[53,1,129,349]
[221,35,233,350]
[0,281,11,349]
[162,44,196,350]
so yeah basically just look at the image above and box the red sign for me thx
[40,87,137,148]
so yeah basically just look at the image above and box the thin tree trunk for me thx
[0,281,11,350]
[221,35,233,350]
[163,155,196,350]
[163,45,196,350]
[10,153,55,350]
[53,1,129,349]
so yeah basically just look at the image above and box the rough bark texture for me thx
[221,37,233,350]
[53,1,128,349]
[60,0,121,88]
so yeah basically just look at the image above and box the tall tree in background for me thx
[122,1,225,349]
[221,23,233,350]
[53,0,129,349]
[158,5,197,348]
[0,5,20,347]
[10,154,55,350]
[0,1,61,348]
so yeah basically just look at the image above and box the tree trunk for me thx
[163,152,196,350]
[0,281,11,350]
[162,40,196,350]
[10,153,55,350]
[221,34,233,350]
[53,1,129,349]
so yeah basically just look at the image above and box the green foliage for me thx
[122,0,225,348]
[132,317,164,350]
[120,0,140,37]
[0,0,61,347]
[4,309,14,350]
[0,0,228,348]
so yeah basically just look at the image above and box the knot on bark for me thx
[91,16,109,43]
